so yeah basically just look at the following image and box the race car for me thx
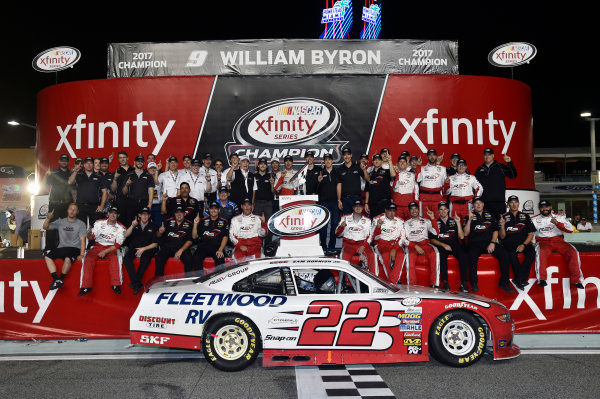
[130,257,519,371]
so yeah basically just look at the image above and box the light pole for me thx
[581,112,600,223]
[7,120,36,130]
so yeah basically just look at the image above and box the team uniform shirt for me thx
[371,215,405,245]
[124,169,154,202]
[316,168,338,202]
[253,172,275,201]
[160,217,193,249]
[196,216,229,245]
[229,214,267,245]
[200,167,218,195]
[178,168,193,180]
[165,196,200,222]
[432,218,461,246]
[229,169,255,203]
[303,165,322,195]
[158,170,182,198]
[467,211,498,244]
[275,169,298,195]
[179,172,206,202]
[391,171,419,199]
[447,173,483,201]
[91,219,126,248]
[404,218,438,244]
[501,211,536,248]
[126,221,158,249]
[417,164,446,196]
[75,172,106,204]
[475,161,517,203]
[532,213,574,240]
[100,172,115,197]
[336,214,373,244]
[47,168,72,203]
[114,165,133,200]
[217,199,239,222]
[367,168,392,203]
[337,163,364,197]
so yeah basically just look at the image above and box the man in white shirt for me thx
[200,153,218,202]
[157,156,181,198]
[577,217,592,232]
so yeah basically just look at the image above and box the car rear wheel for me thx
[429,310,486,367]
[202,314,260,371]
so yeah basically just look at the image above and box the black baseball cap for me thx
[75,157,83,163]
[342,148,352,154]
[305,151,315,157]
[483,148,494,154]
[174,205,186,213]
[372,154,382,160]
[400,151,410,157]
[284,155,293,162]
[438,201,449,209]
[208,201,220,209]
[84,156,94,163]
[409,155,418,161]
[473,196,485,203]
[258,158,268,165]
[397,155,408,162]
[203,153,212,159]
[408,201,419,209]
[108,206,119,214]
[240,197,252,205]
[59,154,69,161]
[352,200,363,207]
[451,153,461,159]
[135,155,144,162]
[427,149,437,155]
[100,157,109,164]
[219,187,229,193]
[380,148,390,154]
[507,195,519,203]
[385,203,397,210]
[539,200,552,207]
[457,159,467,166]
[139,207,151,214]
[168,156,178,162]
[182,154,192,160]
[323,153,333,160]
[192,158,201,166]
[360,153,369,160]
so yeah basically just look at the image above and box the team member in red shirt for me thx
[532,200,584,289]
[336,200,376,274]
[391,156,419,221]
[417,149,446,220]
[371,203,405,283]
[274,155,298,196]
[446,159,483,222]
[229,198,267,260]
[403,202,440,287]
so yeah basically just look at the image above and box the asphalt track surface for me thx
[1,353,599,399]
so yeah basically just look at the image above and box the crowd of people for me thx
[42,147,585,296]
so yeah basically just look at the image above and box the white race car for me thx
[130,257,519,371]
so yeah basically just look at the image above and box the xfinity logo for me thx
[488,42,537,68]
[33,46,81,73]
[55,113,175,158]
[269,204,330,236]
[398,108,516,154]
[0,271,56,323]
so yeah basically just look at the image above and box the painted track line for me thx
[0,353,205,361]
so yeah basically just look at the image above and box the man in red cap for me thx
[336,200,376,273]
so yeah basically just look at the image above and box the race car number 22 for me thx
[297,300,382,346]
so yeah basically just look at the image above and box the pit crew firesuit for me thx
[336,213,376,274]
[446,173,483,221]
[193,216,229,270]
[531,212,583,284]
[500,211,536,284]
[404,218,440,286]
[229,213,266,260]
[431,216,469,286]
[274,169,298,196]
[371,214,405,283]
[417,164,446,220]
[154,217,193,276]
[81,219,126,288]
[391,170,419,221]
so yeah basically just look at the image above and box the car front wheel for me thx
[202,314,260,371]
[429,310,486,367]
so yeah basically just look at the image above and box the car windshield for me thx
[193,259,253,283]
[349,263,400,292]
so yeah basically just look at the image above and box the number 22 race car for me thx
[130,257,519,371]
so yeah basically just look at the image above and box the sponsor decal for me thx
[407,345,422,355]
[488,42,537,67]
[268,204,330,236]
[445,302,478,311]
[32,46,81,72]
[140,335,170,345]
[0,271,56,323]
[498,339,508,348]
[401,319,421,325]
[184,310,213,324]
[399,324,422,332]
[225,98,345,164]
[264,334,296,342]
[155,292,287,308]
[403,332,421,338]
[401,297,421,307]
[405,306,422,313]
[397,312,422,320]
[139,315,176,329]
[38,204,48,220]
[373,287,388,293]
[268,316,299,325]
[208,267,249,285]
[403,338,422,346]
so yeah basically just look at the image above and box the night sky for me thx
[1,4,596,149]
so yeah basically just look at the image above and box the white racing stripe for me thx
[0,353,204,361]
[519,349,600,355]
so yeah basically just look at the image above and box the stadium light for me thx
[7,120,36,129]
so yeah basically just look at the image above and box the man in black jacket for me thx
[226,155,255,207]
[192,202,229,272]
[474,148,517,219]
[317,154,340,254]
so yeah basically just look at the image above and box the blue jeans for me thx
[319,201,340,250]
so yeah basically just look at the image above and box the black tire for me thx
[429,310,486,367]
[202,314,260,372]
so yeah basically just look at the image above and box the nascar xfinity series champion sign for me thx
[107,39,459,77]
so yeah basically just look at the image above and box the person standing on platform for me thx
[192,201,229,271]
[229,198,266,260]
[336,200,376,274]
[270,158,281,211]
[200,154,218,202]
[253,158,275,246]
[430,201,468,292]
[371,203,405,283]
[122,155,154,226]
[274,155,298,196]
[463,196,513,293]
[69,157,107,227]
[227,155,255,207]
[45,154,72,220]
[391,156,419,221]
[155,206,194,276]
[532,200,584,289]
[317,154,340,255]
[302,151,321,195]
[122,207,158,294]
[337,148,370,215]
[365,153,395,217]
[446,159,483,222]
[111,151,132,225]
[78,207,126,296]
[403,202,440,287]
[475,148,517,219]
[157,156,181,198]
[98,157,115,215]
[162,182,200,222]
[417,149,446,220]
[499,195,536,290]
[43,204,86,290]
[179,158,209,214]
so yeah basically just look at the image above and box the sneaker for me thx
[77,288,92,296]
[133,284,143,295]
[520,279,530,287]
[471,283,479,292]
[539,280,547,287]
[574,283,584,289]
[112,285,121,294]
[511,278,524,290]
[498,282,515,293]
[49,280,60,290]
[459,283,469,293]
[55,279,64,289]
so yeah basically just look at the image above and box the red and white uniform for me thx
[532,212,583,283]
[229,213,267,260]
[371,214,405,283]
[336,213,376,274]
[274,169,298,196]
[81,219,126,288]
[417,164,446,220]
[403,217,440,286]
[446,173,483,221]
[391,170,419,220]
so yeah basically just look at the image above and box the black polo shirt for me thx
[500,211,536,248]
[304,165,322,195]
[317,167,338,202]
[126,221,158,249]
[100,172,114,195]
[125,169,154,202]
[47,168,72,203]
[467,210,498,244]
[165,196,199,222]
[337,163,363,197]
[161,217,193,249]
[196,216,229,245]
[75,172,106,204]
[367,167,391,203]
[253,172,274,201]
[432,217,460,246]
[114,165,133,199]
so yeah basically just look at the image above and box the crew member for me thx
[68,157,107,227]
[337,148,370,214]
[147,162,163,226]
[499,195,536,290]
[179,154,193,178]
[192,202,229,270]
[274,155,298,196]
[391,156,419,221]
[365,153,395,217]
[229,198,266,260]
[122,155,154,225]
[417,149,446,220]
[227,155,255,206]
[446,153,461,177]
[111,151,132,225]
[336,200,376,274]
[99,157,115,214]
[200,154,218,202]
[404,202,440,287]
[157,156,181,198]
[430,201,468,292]
[78,207,126,296]
[253,158,275,246]
[371,203,405,283]
[475,148,517,218]
[162,182,200,222]
[532,200,584,289]
[463,196,513,293]
[179,158,210,212]
[155,206,194,276]
[122,207,158,294]
[302,151,322,195]
[45,153,72,220]
[42,204,86,290]
[446,159,483,222]
[216,188,239,222]
[317,153,340,255]
[270,157,281,211]
[213,158,225,192]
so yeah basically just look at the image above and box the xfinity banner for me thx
[107,39,459,77]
